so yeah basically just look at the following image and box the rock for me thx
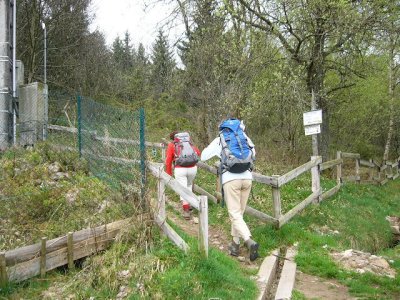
[66,188,80,204]
[192,216,199,224]
[238,256,246,262]
[343,249,353,258]
[98,200,110,213]
[370,257,390,269]
[116,285,131,299]
[391,225,400,234]
[118,270,131,279]
[48,162,62,173]
[330,249,396,278]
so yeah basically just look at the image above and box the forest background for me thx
[17,0,400,165]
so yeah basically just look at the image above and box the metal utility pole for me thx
[12,0,16,145]
[41,21,48,140]
[0,0,12,150]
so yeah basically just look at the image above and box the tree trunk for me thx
[383,47,395,162]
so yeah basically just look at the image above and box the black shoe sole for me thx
[249,243,259,261]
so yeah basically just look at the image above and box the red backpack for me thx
[173,132,199,167]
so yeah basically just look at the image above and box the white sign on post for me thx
[303,109,322,126]
[304,124,321,136]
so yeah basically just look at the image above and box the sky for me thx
[89,0,184,53]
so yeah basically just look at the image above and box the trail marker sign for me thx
[303,110,322,136]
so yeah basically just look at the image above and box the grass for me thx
[249,179,400,299]
[1,143,400,299]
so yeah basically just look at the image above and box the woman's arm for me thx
[165,143,175,176]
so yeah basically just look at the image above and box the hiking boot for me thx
[228,242,240,257]
[245,239,259,261]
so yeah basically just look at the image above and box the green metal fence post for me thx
[77,94,82,157]
[139,107,147,207]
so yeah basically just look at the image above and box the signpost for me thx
[303,108,322,156]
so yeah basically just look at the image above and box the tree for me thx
[378,4,400,161]
[225,0,383,159]
[150,29,176,97]
[112,31,134,72]
[16,0,102,93]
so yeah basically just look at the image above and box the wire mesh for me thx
[79,96,145,192]
[1,92,147,251]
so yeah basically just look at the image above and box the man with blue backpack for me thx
[201,118,259,261]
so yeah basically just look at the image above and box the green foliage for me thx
[149,237,257,299]
[0,144,133,250]
[249,179,400,299]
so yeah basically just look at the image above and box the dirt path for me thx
[166,199,356,300]
[295,271,357,300]
[166,199,258,269]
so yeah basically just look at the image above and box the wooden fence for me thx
[0,219,131,287]
[5,125,396,286]
[47,124,400,229]
[147,163,208,257]
[194,152,400,228]
[49,125,207,253]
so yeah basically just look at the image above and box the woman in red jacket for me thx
[165,131,201,220]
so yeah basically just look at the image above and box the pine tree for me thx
[150,30,176,98]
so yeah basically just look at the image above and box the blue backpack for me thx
[219,119,254,174]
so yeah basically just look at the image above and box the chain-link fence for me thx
[46,92,146,197]
[1,92,147,251]
[79,96,146,195]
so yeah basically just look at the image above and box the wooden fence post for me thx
[40,237,47,278]
[216,174,221,198]
[368,159,374,181]
[161,145,166,162]
[336,151,342,186]
[67,232,75,270]
[198,196,209,258]
[272,175,281,227]
[355,157,360,184]
[0,252,8,288]
[311,156,321,203]
[158,176,166,222]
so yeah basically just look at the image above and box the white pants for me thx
[223,179,252,242]
[174,166,198,206]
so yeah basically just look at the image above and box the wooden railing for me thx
[0,219,131,286]
[196,152,399,228]
[148,163,209,257]
[49,125,206,254]
[2,125,399,286]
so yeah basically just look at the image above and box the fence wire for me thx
[79,96,146,193]
[45,92,146,195]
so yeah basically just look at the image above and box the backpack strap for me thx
[233,131,245,154]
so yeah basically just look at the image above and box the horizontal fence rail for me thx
[196,150,399,228]
[0,219,131,285]
[148,163,208,257]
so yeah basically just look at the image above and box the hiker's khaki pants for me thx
[223,179,252,242]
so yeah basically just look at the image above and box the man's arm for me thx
[201,137,221,161]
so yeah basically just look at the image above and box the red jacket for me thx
[165,142,201,176]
